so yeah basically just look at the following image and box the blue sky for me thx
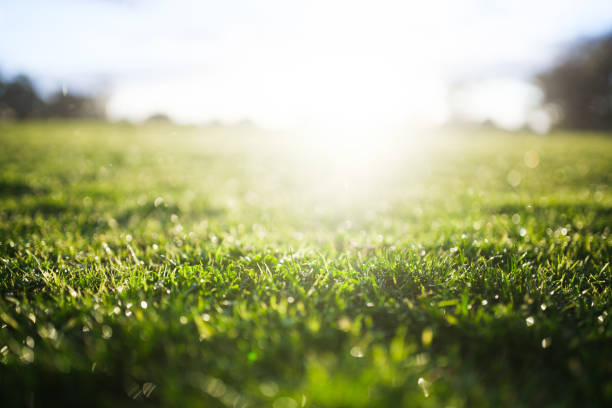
[2,0,612,128]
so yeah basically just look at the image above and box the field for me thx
[0,121,610,407]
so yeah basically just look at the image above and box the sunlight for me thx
[107,58,449,132]
[450,79,544,130]
[106,0,457,131]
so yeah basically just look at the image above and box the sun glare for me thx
[106,1,459,132]
[107,58,450,133]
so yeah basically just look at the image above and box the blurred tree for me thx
[0,74,45,119]
[537,32,612,130]
[45,91,106,119]
[0,73,106,120]
[145,113,172,123]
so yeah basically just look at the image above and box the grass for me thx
[0,120,610,407]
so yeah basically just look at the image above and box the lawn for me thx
[0,121,610,407]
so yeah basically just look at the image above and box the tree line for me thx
[0,74,105,120]
[536,31,612,130]
[1,30,611,129]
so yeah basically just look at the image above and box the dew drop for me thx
[350,346,364,358]
[102,325,113,339]
[417,377,430,397]
[20,347,34,363]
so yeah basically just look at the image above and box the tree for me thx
[0,73,106,120]
[536,32,612,130]
[45,91,106,119]
[145,113,172,123]
[0,74,45,119]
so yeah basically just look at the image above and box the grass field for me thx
[0,121,610,407]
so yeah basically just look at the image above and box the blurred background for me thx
[0,0,611,134]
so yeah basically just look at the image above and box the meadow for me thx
[0,121,610,407]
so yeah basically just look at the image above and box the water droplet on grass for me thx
[102,325,113,339]
[507,170,522,187]
[350,346,364,358]
[20,347,34,363]
[337,316,351,332]
[142,382,156,397]
[526,316,535,326]
[273,397,297,408]
[259,381,279,397]
[418,377,430,397]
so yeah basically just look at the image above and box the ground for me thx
[0,121,610,407]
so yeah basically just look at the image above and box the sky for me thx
[2,0,612,130]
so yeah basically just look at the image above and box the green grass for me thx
[0,120,610,407]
